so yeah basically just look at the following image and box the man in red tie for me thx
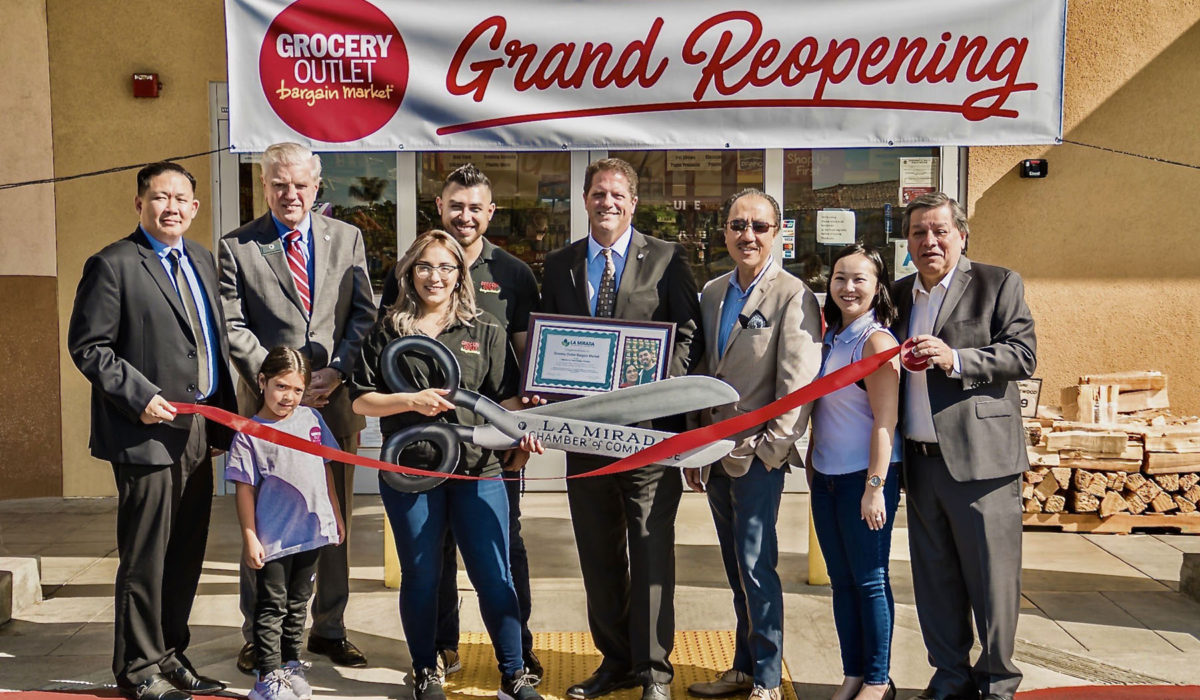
[217,142,376,674]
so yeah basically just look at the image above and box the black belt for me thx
[906,439,942,457]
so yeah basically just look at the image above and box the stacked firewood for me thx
[1020,371,1200,518]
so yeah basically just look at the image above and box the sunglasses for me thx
[727,219,776,234]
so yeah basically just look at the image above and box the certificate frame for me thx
[523,313,676,399]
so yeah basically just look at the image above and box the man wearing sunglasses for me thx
[684,189,823,700]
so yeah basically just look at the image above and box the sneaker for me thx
[499,671,543,700]
[747,686,780,700]
[282,660,312,700]
[688,669,753,697]
[413,667,446,700]
[437,648,462,676]
[523,650,543,687]
[249,669,300,700]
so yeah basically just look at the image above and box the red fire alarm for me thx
[132,73,162,98]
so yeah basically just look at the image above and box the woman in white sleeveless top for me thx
[808,244,901,700]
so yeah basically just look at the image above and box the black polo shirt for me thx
[380,239,540,337]
[348,311,517,477]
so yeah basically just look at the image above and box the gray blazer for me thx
[218,212,376,437]
[893,255,1037,482]
[695,261,822,475]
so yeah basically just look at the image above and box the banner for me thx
[225,0,1066,152]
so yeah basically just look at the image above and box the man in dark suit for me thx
[541,158,702,700]
[893,192,1036,700]
[218,142,376,671]
[68,162,237,700]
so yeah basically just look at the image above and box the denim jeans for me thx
[809,465,900,685]
[380,474,523,676]
[436,473,532,656]
[706,458,786,688]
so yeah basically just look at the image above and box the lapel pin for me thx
[637,253,645,260]
[324,234,330,241]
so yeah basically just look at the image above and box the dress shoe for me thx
[164,666,227,693]
[982,695,1012,700]
[307,633,368,667]
[566,670,640,699]
[687,669,752,697]
[236,642,257,675]
[642,682,671,700]
[910,689,979,700]
[119,674,192,700]
[524,649,544,686]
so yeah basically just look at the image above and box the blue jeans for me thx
[436,473,532,656]
[379,474,523,676]
[809,465,900,685]
[706,458,786,687]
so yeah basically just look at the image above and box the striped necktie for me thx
[595,248,616,318]
[285,229,312,314]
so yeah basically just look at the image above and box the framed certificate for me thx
[523,313,675,398]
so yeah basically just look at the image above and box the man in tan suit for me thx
[684,189,822,700]
[218,142,376,672]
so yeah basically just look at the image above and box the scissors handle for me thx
[381,335,461,397]
[379,422,467,493]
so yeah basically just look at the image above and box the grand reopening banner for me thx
[225,0,1066,152]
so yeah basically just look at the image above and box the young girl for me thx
[226,347,346,700]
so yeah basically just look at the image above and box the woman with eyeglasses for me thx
[348,231,544,700]
[807,244,901,700]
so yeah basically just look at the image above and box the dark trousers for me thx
[810,465,900,685]
[436,472,533,656]
[112,418,212,685]
[706,459,786,688]
[254,547,321,673]
[240,434,356,642]
[904,447,1024,698]
[566,462,682,684]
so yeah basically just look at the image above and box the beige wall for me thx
[49,0,228,495]
[968,4,1200,415]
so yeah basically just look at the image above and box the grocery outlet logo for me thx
[259,0,408,142]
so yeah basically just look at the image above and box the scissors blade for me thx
[475,415,734,468]
[519,376,738,425]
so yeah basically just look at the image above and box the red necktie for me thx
[286,230,312,314]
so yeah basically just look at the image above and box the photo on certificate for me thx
[524,313,675,398]
[619,337,664,387]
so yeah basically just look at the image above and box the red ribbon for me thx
[176,345,899,481]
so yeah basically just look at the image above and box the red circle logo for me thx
[259,0,408,143]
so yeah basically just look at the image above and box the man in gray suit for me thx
[541,158,702,700]
[218,142,376,670]
[892,192,1036,700]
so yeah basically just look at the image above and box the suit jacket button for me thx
[309,331,316,338]
[187,383,197,393]
[187,351,196,359]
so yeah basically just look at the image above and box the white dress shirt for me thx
[904,265,963,443]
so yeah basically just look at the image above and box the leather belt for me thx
[906,439,942,457]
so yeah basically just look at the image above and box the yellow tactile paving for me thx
[445,631,797,700]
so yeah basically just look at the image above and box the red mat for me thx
[1017,688,1200,700]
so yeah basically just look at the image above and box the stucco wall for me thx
[48,0,228,496]
[0,0,61,498]
[968,4,1200,415]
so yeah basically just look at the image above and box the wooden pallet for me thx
[1023,512,1200,534]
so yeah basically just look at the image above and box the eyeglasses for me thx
[413,263,460,278]
[727,219,776,234]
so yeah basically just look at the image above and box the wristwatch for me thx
[866,474,885,488]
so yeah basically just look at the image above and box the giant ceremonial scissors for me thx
[379,336,738,492]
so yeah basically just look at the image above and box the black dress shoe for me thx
[566,670,639,699]
[164,666,227,694]
[641,682,671,700]
[119,674,192,700]
[910,689,979,700]
[307,633,368,667]
[982,695,1012,700]
[236,642,256,675]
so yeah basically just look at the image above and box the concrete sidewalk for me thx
[1,493,1198,697]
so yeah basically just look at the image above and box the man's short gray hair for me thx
[261,142,322,182]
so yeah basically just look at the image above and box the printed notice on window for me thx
[816,210,855,245]
[899,157,938,188]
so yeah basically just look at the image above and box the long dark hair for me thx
[822,244,896,330]
[256,346,311,408]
